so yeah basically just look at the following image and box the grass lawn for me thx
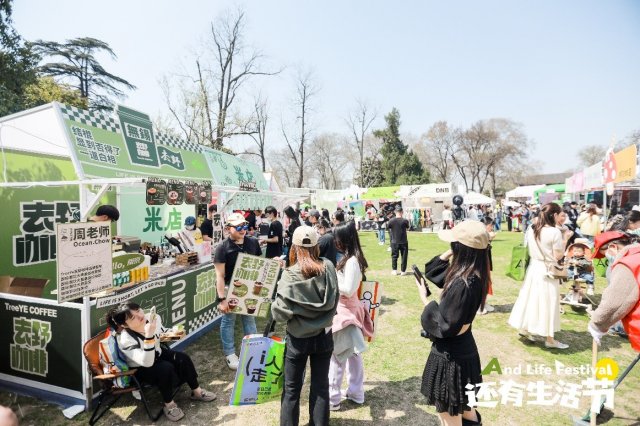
[1,230,639,425]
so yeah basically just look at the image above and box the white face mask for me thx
[186,225,195,230]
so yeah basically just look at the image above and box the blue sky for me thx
[14,0,640,174]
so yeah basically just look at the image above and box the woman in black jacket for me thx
[417,220,491,426]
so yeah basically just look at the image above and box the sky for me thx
[13,0,640,175]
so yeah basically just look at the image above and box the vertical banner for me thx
[229,335,285,405]
[56,222,113,303]
[225,254,281,317]
[358,281,383,342]
[116,105,160,168]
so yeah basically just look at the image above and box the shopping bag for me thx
[506,245,529,281]
[593,257,608,278]
[357,281,383,342]
[229,334,285,405]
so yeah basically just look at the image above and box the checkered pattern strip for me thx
[155,132,203,153]
[59,104,121,133]
[188,307,222,333]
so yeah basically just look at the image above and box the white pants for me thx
[328,353,364,405]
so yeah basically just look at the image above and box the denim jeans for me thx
[378,228,386,243]
[220,313,257,356]
[281,330,333,426]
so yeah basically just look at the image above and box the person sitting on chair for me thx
[106,302,216,422]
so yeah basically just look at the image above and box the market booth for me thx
[396,183,457,230]
[0,103,291,410]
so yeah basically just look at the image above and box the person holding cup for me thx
[214,212,262,370]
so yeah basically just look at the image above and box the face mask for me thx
[186,225,195,230]
[628,228,640,236]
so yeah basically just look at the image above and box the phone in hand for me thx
[149,306,157,322]
[412,264,431,297]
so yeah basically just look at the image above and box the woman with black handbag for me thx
[508,203,572,349]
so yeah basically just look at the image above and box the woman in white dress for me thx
[508,203,572,349]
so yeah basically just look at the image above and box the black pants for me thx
[135,348,199,403]
[281,331,333,426]
[391,243,408,272]
[507,217,512,231]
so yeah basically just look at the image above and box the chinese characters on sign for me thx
[10,317,52,377]
[70,126,120,165]
[56,221,113,303]
[226,254,281,317]
[194,269,216,313]
[13,200,80,266]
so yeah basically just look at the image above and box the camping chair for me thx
[83,330,178,425]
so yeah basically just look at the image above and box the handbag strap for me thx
[532,231,554,265]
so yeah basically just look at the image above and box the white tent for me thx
[505,185,545,200]
[463,191,495,205]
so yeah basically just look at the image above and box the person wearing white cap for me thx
[417,220,491,426]
[213,212,262,370]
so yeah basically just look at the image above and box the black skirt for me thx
[420,330,482,416]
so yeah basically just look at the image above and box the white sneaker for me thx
[225,353,239,370]
[484,304,495,312]
[329,403,341,411]
[544,340,569,349]
[386,247,391,252]
[586,287,594,296]
[391,270,398,276]
[401,271,410,276]
[378,242,384,245]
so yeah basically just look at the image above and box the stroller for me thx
[560,240,597,312]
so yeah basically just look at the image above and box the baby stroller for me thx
[560,240,597,312]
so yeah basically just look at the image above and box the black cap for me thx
[96,205,120,221]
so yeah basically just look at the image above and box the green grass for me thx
[1,230,639,425]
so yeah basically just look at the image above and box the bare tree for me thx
[245,93,269,171]
[308,133,352,189]
[282,69,318,188]
[578,145,607,167]
[416,121,459,182]
[268,147,297,189]
[345,99,377,186]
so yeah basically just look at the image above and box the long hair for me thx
[289,244,325,279]
[284,206,297,220]
[105,301,140,330]
[533,203,562,241]
[334,221,368,274]
[444,241,490,310]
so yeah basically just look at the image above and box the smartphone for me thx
[412,264,432,297]
[149,306,157,321]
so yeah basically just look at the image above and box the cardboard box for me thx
[0,276,49,297]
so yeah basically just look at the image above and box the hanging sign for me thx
[167,179,185,205]
[146,178,167,205]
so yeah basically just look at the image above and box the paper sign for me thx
[56,221,113,303]
[358,281,383,342]
[225,254,281,317]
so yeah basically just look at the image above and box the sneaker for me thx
[386,247,391,252]
[483,304,495,313]
[164,404,185,422]
[329,403,341,411]
[544,340,569,349]
[378,241,384,245]
[518,330,539,343]
[225,353,239,370]
[191,389,217,402]
[391,270,398,276]
[343,393,365,404]
[401,271,411,276]
[586,286,594,296]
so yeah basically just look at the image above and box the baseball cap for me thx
[592,231,629,259]
[292,225,318,247]
[184,216,196,226]
[94,204,120,222]
[437,220,490,250]
[308,209,320,218]
[226,212,248,226]
[395,205,403,212]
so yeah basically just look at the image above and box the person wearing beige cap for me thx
[508,203,572,349]
[417,220,491,426]
[271,225,339,426]
[213,212,262,370]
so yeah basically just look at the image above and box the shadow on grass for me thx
[491,303,514,313]
[330,377,440,425]
[381,296,398,307]
[595,407,640,425]
[513,330,628,354]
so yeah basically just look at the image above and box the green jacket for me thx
[271,259,339,338]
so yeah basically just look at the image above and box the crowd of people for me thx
[70,199,640,426]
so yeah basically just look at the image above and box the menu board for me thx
[225,254,281,317]
[166,179,185,205]
[146,178,167,205]
[184,180,198,205]
[197,182,212,204]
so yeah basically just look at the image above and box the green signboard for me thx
[0,298,84,395]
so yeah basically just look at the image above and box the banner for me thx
[226,254,281,317]
[96,278,166,308]
[584,162,603,190]
[613,144,637,183]
[56,222,113,303]
[229,335,285,405]
[358,281,382,342]
[0,298,84,394]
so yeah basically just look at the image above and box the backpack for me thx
[98,328,132,388]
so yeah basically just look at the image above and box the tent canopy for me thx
[361,186,400,200]
[505,185,545,199]
[463,191,495,205]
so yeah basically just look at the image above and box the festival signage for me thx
[56,222,113,303]
[583,162,603,190]
[145,177,167,205]
[167,179,185,205]
[358,281,383,342]
[184,181,198,205]
[613,144,637,183]
[225,254,281,317]
[0,299,84,395]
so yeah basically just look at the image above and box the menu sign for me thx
[197,182,212,204]
[185,181,198,205]
[146,178,167,205]
[167,179,185,205]
[225,254,281,317]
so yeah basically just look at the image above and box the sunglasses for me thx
[231,224,249,231]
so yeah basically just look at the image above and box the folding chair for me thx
[83,330,167,425]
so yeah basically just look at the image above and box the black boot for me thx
[462,410,482,426]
